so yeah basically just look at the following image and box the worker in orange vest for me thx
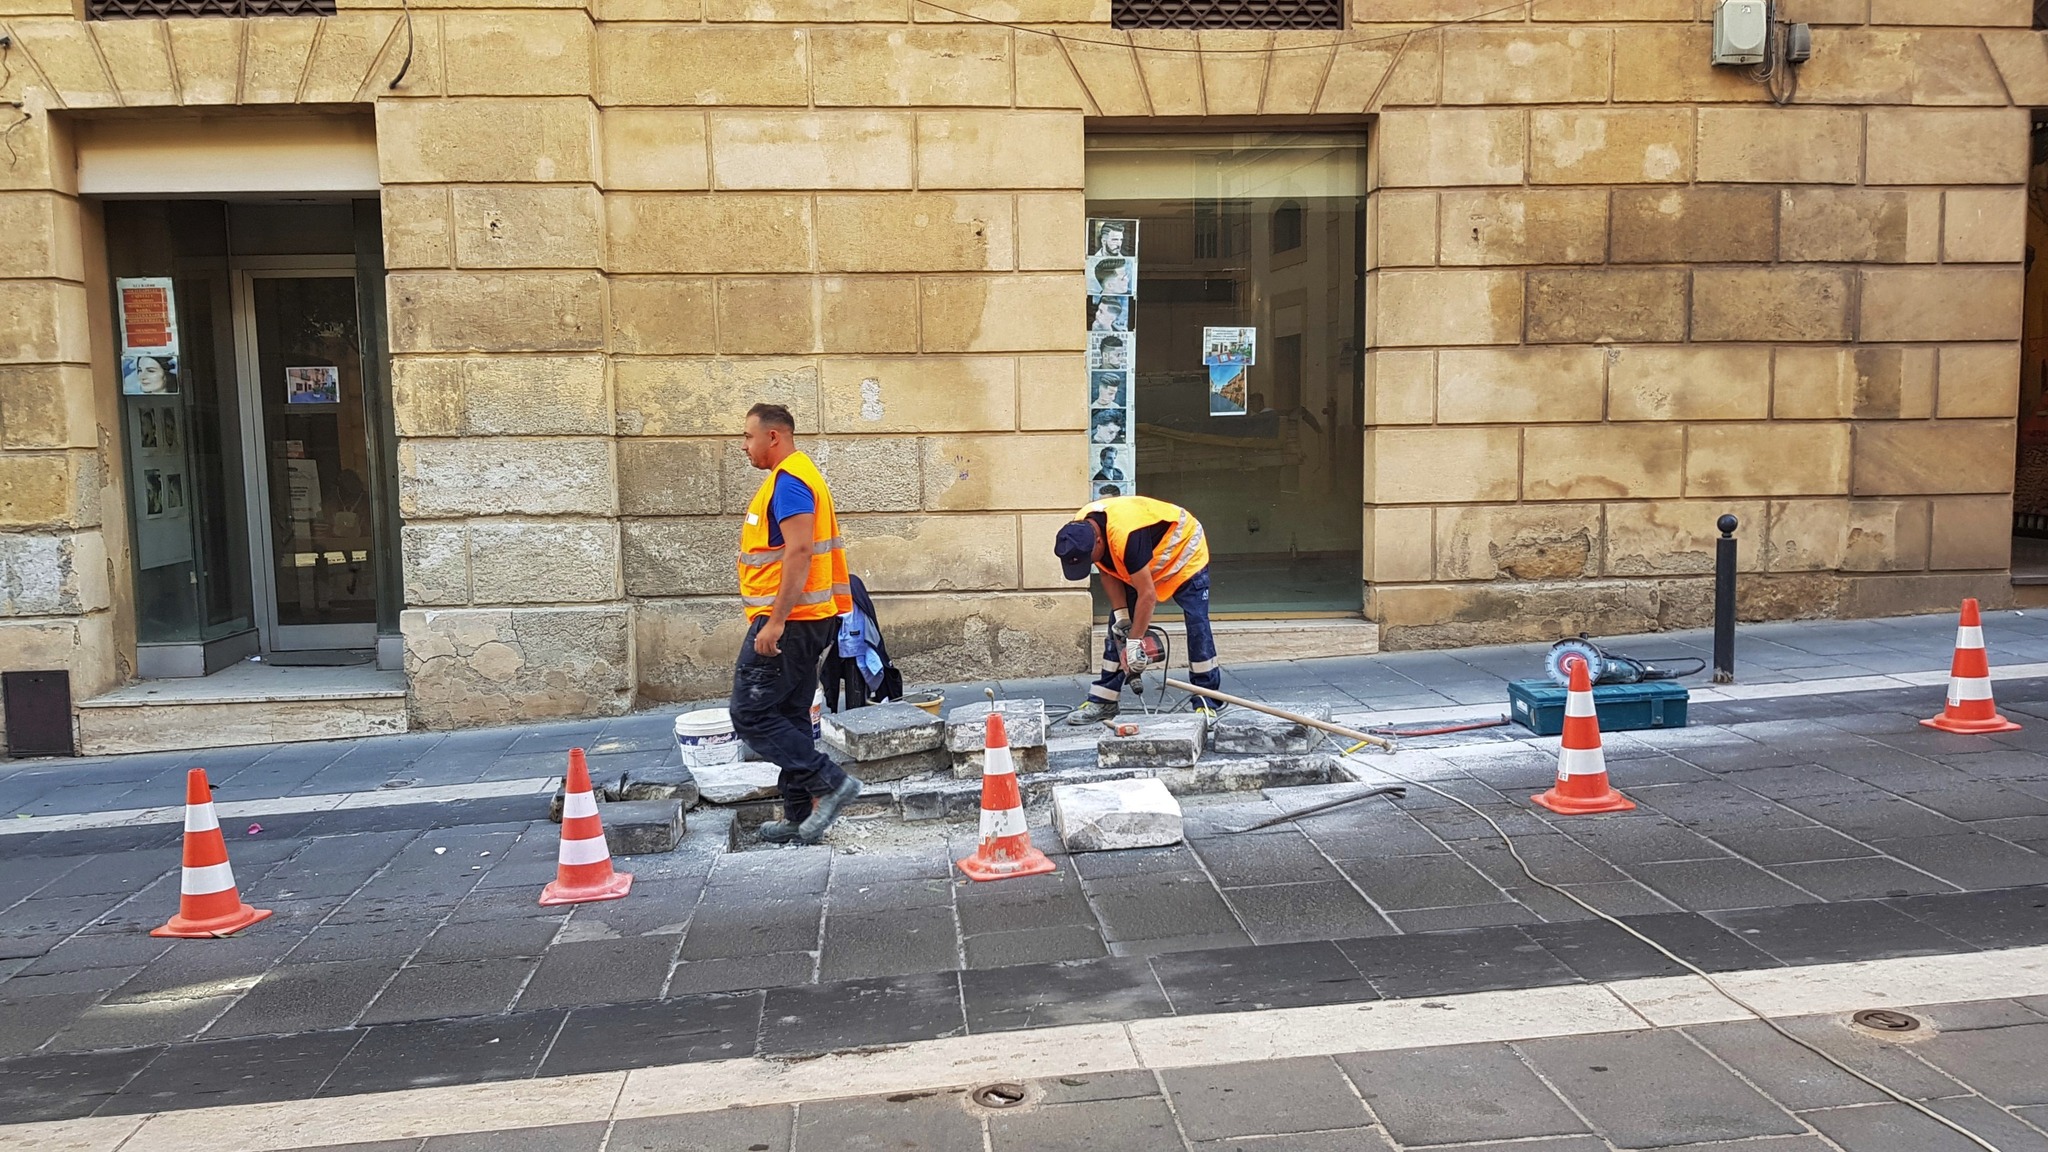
[733,403,860,844]
[1052,495,1221,725]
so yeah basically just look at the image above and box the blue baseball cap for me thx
[1054,521,1097,581]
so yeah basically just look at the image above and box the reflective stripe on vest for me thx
[1074,495,1209,601]
[736,452,854,623]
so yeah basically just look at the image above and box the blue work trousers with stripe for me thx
[1089,568,1221,703]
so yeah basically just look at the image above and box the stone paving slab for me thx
[6,645,2048,1118]
[149,995,2048,1152]
[8,609,2035,821]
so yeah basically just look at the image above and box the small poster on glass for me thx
[143,469,165,518]
[1089,371,1130,411]
[287,366,341,405]
[1090,444,1133,486]
[137,408,160,451]
[1087,331,1132,372]
[1090,406,1130,445]
[1088,218,1137,258]
[164,472,186,514]
[1088,295,1131,332]
[160,408,180,452]
[1209,363,1249,417]
[122,355,179,396]
[117,277,179,357]
[1202,327,1257,366]
[1085,255,1135,298]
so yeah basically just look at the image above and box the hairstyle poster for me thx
[1088,294,1130,332]
[1090,406,1129,446]
[1089,370,1130,411]
[1086,218,1140,499]
[1088,218,1137,258]
[1091,444,1133,484]
[1085,254,1136,297]
[1087,331,1132,372]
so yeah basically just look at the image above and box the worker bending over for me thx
[1052,495,1223,725]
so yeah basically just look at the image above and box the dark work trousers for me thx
[731,615,848,823]
[1087,568,1221,704]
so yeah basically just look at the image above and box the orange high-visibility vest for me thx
[1079,495,1210,600]
[738,451,852,622]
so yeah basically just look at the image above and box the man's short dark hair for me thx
[1100,335,1124,349]
[747,403,796,433]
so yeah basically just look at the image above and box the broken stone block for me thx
[693,760,784,804]
[833,744,951,783]
[617,763,701,809]
[550,771,625,822]
[945,699,1048,753]
[1097,715,1206,770]
[951,744,1051,779]
[1209,704,1331,756]
[1053,778,1184,852]
[821,702,946,761]
[603,799,685,855]
[1157,754,1337,796]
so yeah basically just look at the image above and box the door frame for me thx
[228,255,378,653]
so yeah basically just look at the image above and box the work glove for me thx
[1122,638,1151,675]
[1108,611,1131,648]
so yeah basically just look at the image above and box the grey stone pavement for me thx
[281,995,2048,1152]
[4,607,2038,821]
[5,609,2048,1135]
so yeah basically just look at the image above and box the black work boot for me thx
[797,776,862,844]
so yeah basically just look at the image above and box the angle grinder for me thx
[1543,634,1703,686]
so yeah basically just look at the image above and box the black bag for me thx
[820,574,902,712]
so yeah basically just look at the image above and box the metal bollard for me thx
[1713,514,1738,684]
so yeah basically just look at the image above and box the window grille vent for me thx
[88,0,334,20]
[1112,0,1343,30]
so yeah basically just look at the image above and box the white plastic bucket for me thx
[811,686,825,740]
[675,708,742,769]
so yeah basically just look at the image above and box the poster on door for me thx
[286,366,341,405]
[116,278,179,358]
[128,399,193,570]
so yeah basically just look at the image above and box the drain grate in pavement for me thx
[970,1082,1027,1109]
[1851,1009,1921,1033]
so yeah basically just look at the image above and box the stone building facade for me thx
[2,0,2046,743]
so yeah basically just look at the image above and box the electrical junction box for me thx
[1713,0,1768,65]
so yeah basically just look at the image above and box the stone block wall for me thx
[1358,4,2040,648]
[3,0,2046,726]
[0,84,124,747]
[370,2,1100,717]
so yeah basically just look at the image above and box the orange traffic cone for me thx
[957,712,1057,882]
[1922,598,2022,734]
[153,768,272,938]
[540,749,633,906]
[1532,657,1635,816]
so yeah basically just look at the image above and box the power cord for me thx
[1,32,30,170]
[1336,749,2002,1151]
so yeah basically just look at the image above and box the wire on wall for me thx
[1748,0,1801,105]
[0,33,31,170]
[387,0,416,90]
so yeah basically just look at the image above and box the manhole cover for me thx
[1852,1009,1921,1033]
[970,1083,1026,1109]
[380,778,417,790]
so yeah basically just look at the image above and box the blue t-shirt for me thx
[766,472,816,547]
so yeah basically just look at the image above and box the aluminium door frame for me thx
[228,255,376,653]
